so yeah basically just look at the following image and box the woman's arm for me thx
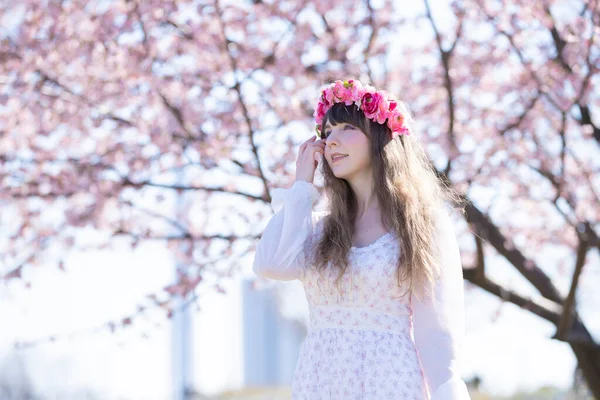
[411,208,471,400]
[252,180,325,281]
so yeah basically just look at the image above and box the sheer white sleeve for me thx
[411,208,471,400]
[252,180,326,281]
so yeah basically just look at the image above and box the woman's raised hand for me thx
[295,135,326,184]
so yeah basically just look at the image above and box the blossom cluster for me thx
[313,79,410,139]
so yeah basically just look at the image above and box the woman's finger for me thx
[299,135,317,152]
[306,138,324,148]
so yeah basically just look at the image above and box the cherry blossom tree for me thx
[1,0,598,393]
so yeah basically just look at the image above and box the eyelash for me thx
[325,125,353,136]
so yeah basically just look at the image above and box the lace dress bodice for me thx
[302,230,412,334]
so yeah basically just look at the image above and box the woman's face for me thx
[323,120,372,180]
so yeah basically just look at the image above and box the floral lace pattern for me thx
[292,229,429,399]
[292,328,426,400]
[310,304,411,335]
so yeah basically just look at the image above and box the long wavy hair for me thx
[312,96,465,303]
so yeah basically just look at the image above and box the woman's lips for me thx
[331,155,348,163]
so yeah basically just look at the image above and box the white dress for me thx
[253,180,471,400]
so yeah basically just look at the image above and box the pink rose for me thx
[340,92,354,105]
[361,91,383,119]
[332,80,346,101]
[345,79,363,105]
[389,99,397,111]
[374,97,390,124]
[318,102,328,118]
[314,102,328,125]
[331,80,356,105]
[323,88,336,106]
[320,89,331,106]
[386,110,404,130]
[390,127,409,139]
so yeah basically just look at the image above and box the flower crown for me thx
[313,79,410,139]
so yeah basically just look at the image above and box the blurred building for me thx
[240,278,306,388]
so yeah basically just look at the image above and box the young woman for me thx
[253,79,471,400]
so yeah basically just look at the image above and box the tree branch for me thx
[424,0,459,176]
[556,240,589,340]
[463,267,599,349]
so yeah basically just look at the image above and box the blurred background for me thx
[1,0,599,399]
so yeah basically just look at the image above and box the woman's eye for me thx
[324,125,352,137]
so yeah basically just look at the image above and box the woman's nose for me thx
[326,130,340,145]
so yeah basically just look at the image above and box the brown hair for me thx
[312,96,465,302]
